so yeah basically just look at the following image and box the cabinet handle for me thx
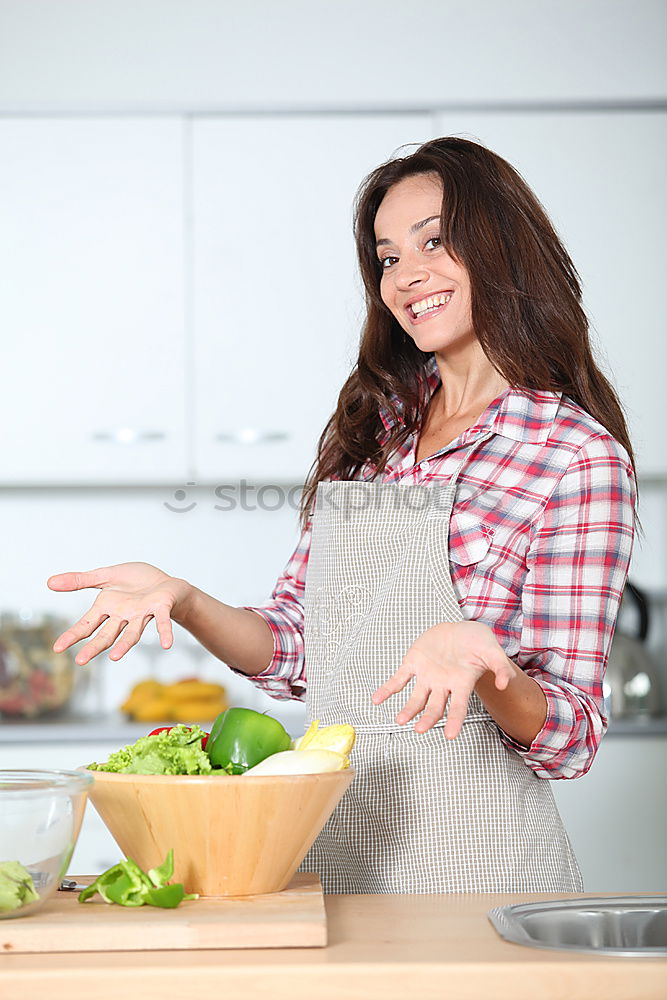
[92,430,166,444]
[215,430,290,445]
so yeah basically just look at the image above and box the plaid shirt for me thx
[244,361,636,780]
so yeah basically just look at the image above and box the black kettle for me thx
[605,581,662,720]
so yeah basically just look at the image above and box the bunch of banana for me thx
[121,677,228,723]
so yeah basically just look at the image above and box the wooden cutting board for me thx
[1,872,326,952]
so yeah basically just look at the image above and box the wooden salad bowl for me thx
[85,768,355,896]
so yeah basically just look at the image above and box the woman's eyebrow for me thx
[375,215,440,248]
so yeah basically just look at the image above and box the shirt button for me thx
[419,460,430,472]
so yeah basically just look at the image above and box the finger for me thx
[53,612,109,653]
[474,635,515,691]
[443,689,471,741]
[490,652,515,691]
[74,618,128,666]
[395,684,429,726]
[371,666,414,706]
[153,606,174,650]
[47,568,111,592]
[413,690,448,734]
[108,616,153,660]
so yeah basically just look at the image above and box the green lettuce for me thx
[87,724,212,775]
[0,861,40,912]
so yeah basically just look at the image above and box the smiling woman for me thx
[48,137,637,896]
[259,137,637,892]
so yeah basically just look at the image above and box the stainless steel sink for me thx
[488,895,667,956]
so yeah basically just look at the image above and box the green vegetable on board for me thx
[0,861,40,913]
[87,724,212,775]
[206,707,292,774]
[78,849,197,908]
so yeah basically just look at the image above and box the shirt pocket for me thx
[448,511,495,602]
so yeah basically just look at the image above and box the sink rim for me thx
[487,894,667,957]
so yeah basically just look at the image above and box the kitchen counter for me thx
[1,891,665,1000]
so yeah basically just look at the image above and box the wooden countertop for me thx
[1,890,665,1000]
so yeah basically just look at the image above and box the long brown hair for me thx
[301,136,637,525]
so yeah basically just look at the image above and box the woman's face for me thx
[374,173,475,356]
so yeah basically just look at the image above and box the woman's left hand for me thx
[371,621,516,740]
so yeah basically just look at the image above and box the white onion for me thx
[242,749,349,776]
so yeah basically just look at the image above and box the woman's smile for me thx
[406,290,454,323]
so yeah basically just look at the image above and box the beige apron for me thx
[300,459,583,894]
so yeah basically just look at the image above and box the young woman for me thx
[49,137,637,894]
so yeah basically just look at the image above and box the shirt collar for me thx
[379,354,563,446]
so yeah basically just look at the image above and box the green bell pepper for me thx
[78,849,197,908]
[143,883,187,908]
[206,707,292,774]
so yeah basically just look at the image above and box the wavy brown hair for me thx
[301,136,637,526]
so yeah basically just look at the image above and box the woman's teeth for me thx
[410,292,452,317]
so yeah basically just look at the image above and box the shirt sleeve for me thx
[498,433,637,779]
[236,520,312,701]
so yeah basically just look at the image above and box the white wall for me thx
[0,485,307,716]
[0,0,665,109]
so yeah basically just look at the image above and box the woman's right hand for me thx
[47,562,193,665]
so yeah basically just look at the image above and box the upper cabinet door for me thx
[191,114,433,483]
[434,111,667,477]
[0,118,187,484]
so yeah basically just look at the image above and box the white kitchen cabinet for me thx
[434,110,667,477]
[0,118,187,484]
[191,114,434,482]
[551,735,667,892]
[3,111,663,485]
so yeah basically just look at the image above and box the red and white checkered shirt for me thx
[244,361,637,780]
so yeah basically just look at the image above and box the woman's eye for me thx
[379,256,398,270]
[425,236,442,250]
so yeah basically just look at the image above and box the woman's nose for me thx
[393,253,429,289]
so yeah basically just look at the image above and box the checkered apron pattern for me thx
[300,464,583,893]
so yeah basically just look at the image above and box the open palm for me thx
[47,561,190,664]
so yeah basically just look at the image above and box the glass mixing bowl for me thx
[0,770,93,919]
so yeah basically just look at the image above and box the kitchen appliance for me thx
[488,895,667,955]
[604,581,662,720]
